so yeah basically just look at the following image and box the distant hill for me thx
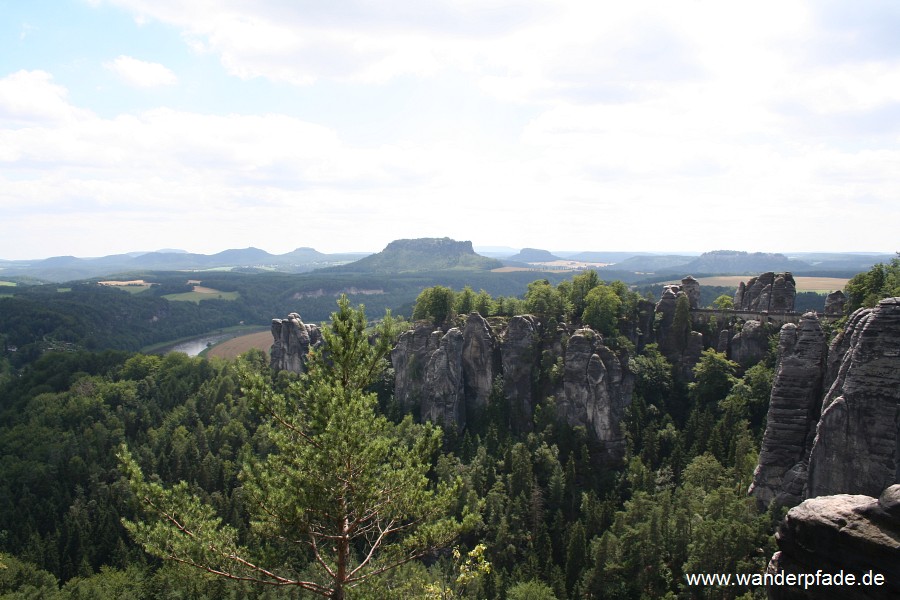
[601,255,694,272]
[330,238,502,273]
[0,247,369,282]
[507,248,563,263]
[565,251,657,263]
[675,250,809,275]
[474,246,519,258]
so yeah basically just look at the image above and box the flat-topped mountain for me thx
[329,238,502,274]
[679,250,807,274]
[506,248,563,263]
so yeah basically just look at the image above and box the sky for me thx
[1,0,899,260]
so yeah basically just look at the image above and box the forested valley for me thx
[0,258,898,599]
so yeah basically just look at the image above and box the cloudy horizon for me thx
[2,1,899,260]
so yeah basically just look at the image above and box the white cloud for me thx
[0,70,91,124]
[4,2,900,256]
[105,55,178,87]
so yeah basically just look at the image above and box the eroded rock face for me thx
[392,315,500,426]
[502,315,541,433]
[388,314,634,449]
[391,325,443,411]
[767,486,900,600]
[806,298,900,499]
[734,272,795,312]
[654,282,704,380]
[824,290,846,316]
[556,329,633,465]
[750,314,827,508]
[681,276,701,310]
[270,313,322,373]
[771,273,797,313]
[421,328,465,428]
[461,313,498,410]
[729,319,770,367]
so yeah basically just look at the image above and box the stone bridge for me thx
[690,308,838,326]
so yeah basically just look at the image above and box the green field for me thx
[119,284,152,294]
[162,288,240,303]
[0,281,16,287]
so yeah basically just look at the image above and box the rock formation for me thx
[654,280,704,379]
[750,314,827,507]
[421,328,465,428]
[734,272,795,313]
[386,314,634,462]
[806,298,900,499]
[770,273,797,312]
[728,320,771,367]
[751,298,900,510]
[824,290,847,316]
[680,276,701,310]
[270,313,322,373]
[391,325,443,412]
[556,329,633,464]
[767,485,900,600]
[460,312,498,410]
[502,315,541,433]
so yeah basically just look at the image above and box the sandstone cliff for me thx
[556,329,633,464]
[767,485,900,600]
[728,319,771,368]
[806,298,900,499]
[734,272,796,313]
[270,312,322,373]
[654,279,704,379]
[750,313,827,507]
[421,328,465,428]
[387,314,632,462]
[501,315,541,433]
[751,298,900,509]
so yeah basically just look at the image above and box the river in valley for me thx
[151,332,243,357]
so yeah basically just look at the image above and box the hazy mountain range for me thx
[0,239,893,283]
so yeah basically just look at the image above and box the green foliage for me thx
[671,295,693,353]
[121,297,470,598]
[711,294,734,310]
[568,270,602,319]
[690,350,739,410]
[581,285,622,338]
[475,289,495,317]
[456,286,476,315]
[507,579,558,600]
[523,280,570,323]
[414,286,458,326]
[844,254,900,313]
[0,273,790,599]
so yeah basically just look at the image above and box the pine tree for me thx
[121,297,472,599]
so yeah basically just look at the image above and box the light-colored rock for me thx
[461,312,497,410]
[270,312,322,373]
[421,328,466,428]
[556,329,632,465]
